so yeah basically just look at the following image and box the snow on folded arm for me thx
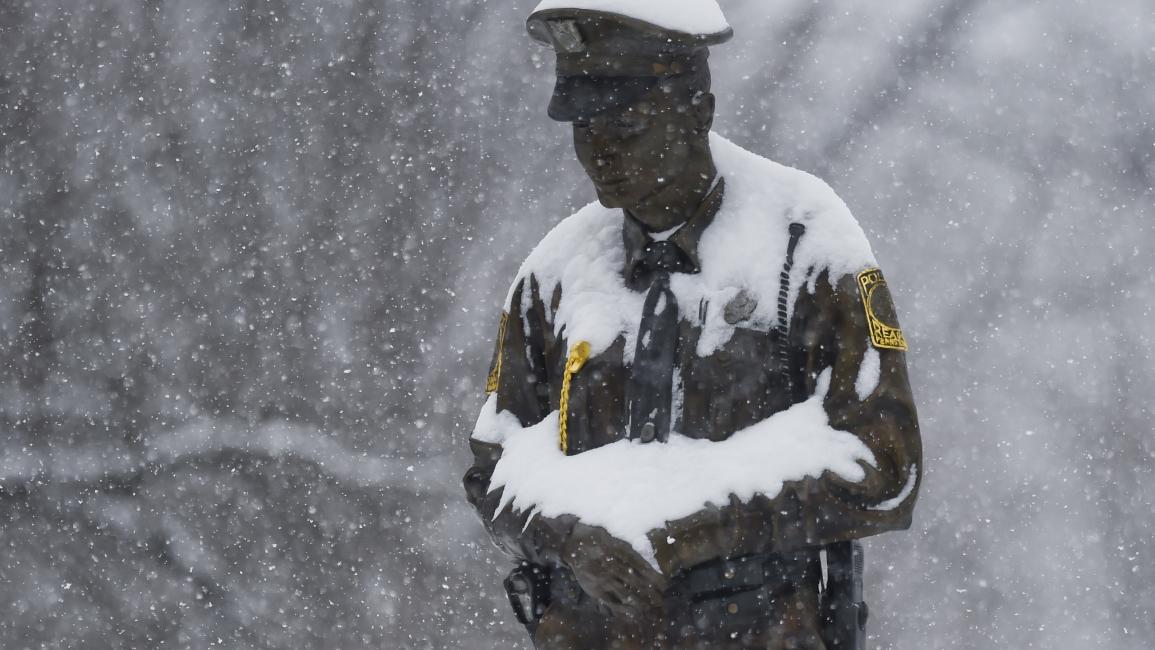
[487,370,876,568]
[532,0,729,36]
[508,134,876,361]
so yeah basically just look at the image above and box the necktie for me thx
[628,240,689,443]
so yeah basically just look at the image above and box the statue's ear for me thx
[692,91,715,134]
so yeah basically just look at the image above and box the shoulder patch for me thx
[856,269,908,351]
[485,312,509,393]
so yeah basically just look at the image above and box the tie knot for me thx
[642,240,689,273]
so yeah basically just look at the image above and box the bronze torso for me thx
[552,179,803,454]
[468,173,921,571]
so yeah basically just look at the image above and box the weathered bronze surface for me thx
[464,7,921,649]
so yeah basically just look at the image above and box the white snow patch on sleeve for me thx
[869,465,918,512]
[532,0,730,36]
[487,369,875,568]
[855,348,881,401]
[471,393,524,444]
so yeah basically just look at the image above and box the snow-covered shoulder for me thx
[706,133,877,289]
[505,200,618,307]
[504,200,644,359]
[487,369,876,568]
[674,134,876,353]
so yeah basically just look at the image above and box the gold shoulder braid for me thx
[558,341,591,454]
[485,312,509,394]
[856,268,909,351]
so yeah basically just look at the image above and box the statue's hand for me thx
[561,522,668,614]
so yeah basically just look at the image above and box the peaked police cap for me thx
[526,8,732,122]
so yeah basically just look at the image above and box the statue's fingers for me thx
[617,552,668,592]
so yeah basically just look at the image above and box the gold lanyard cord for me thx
[485,312,509,394]
[559,341,591,454]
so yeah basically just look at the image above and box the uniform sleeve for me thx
[462,275,576,565]
[649,268,922,576]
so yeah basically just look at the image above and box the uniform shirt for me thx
[464,135,922,578]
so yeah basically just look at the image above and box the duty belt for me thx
[664,551,818,632]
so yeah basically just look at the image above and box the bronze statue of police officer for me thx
[465,4,922,648]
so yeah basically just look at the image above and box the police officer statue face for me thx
[571,79,718,232]
[526,9,729,232]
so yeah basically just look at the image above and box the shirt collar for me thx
[622,176,725,288]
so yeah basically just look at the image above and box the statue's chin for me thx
[596,193,622,209]
[592,186,628,209]
[594,180,663,209]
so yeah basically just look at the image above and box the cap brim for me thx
[547,75,659,122]
[527,9,733,49]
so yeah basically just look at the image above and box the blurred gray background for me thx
[1,0,1152,647]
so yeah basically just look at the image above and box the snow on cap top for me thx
[531,0,731,41]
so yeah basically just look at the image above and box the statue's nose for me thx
[590,137,622,168]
